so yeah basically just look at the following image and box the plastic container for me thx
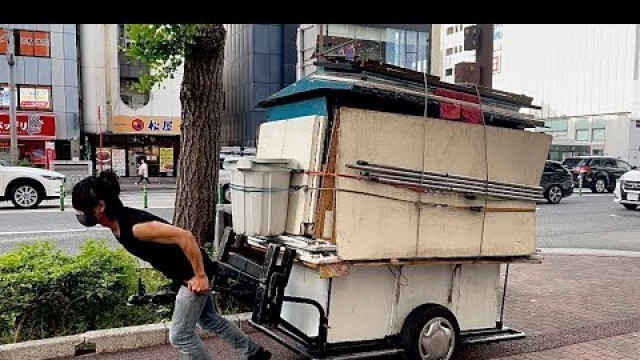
[224,158,296,236]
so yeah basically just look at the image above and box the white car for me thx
[614,169,640,210]
[0,162,66,208]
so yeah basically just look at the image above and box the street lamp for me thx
[2,27,18,165]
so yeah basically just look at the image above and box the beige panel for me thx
[327,266,396,343]
[335,107,425,202]
[482,200,537,256]
[417,193,485,258]
[485,126,552,186]
[335,190,419,259]
[423,117,488,179]
[453,264,501,330]
[334,108,425,259]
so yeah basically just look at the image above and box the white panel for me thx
[392,264,500,333]
[281,264,330,337]
[327,266,396,343]
[256,116,326,235]
[392,265,455,334]
[453,264,501,330]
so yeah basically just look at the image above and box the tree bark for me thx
[174,24,226,245]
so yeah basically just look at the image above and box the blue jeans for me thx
[169,285,260,359]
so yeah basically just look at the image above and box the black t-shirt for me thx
[114,207,215,282]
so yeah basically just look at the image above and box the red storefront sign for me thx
[0,113,56,140]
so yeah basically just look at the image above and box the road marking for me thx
[610,214,618,217]
[0,228,110,236]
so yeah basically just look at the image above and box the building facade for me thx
[0,24,81,167]
[80,24,182,177]
[438,24,640,165]
[221,24,298,147]
[297,24,432,80]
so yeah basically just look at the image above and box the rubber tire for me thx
[545,185,563,204]
[10,183,43,209]
[400,304,460,360]
[591,178,608,193]
[623,204,638,210]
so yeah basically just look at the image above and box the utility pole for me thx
[2,28,18,165]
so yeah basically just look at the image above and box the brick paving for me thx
[60,255,640,359]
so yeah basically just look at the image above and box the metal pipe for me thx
[351,161,542,192]
[368,174,541,201]
[366,174,540,201]
[360,168,541,196]
[3,28,18,165]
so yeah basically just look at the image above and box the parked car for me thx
[613,169,640,210]
[0,162,65,208]
[561,156,635,193]
[540,160,574,204]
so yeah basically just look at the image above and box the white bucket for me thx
[224,158,296,236]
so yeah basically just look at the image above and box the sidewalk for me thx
[3,252,639,360]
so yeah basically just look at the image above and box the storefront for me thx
[87,115,181,177]
[0,112,57,167]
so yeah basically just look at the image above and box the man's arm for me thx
[132,221,210,294]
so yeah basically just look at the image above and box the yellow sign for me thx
[159,147,174,173]
[112,116,181,135]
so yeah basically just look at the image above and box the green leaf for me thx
[123,24,207,92]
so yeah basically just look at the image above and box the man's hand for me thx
[187,274,210,295]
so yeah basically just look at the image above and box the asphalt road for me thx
[0,191,176,255]
[0,191,637,256]
[536,192,640,251]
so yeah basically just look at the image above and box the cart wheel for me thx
[400,304,460,360]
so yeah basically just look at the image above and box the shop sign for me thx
[159,147,174,173]
[0,112,56,139]
[112,116,181,135]
[19,86,51,110]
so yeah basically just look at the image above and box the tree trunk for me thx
[174,24,226,245]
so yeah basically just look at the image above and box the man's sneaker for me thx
[247,347,271,360]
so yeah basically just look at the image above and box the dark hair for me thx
[72,170,123,220]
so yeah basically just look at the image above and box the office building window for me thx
[446,26,454,35]
[591,117,606,141]
[118,24,150,109]
[544,118,569,134]
[575,118,589,141]
[324,24,429,72]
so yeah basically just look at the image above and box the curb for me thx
[540,248,640,258]
[0,313,252,360]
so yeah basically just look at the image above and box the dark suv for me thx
[561,156,635,193]
[540,161,574,204]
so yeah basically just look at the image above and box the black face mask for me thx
[76,212,98,227]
